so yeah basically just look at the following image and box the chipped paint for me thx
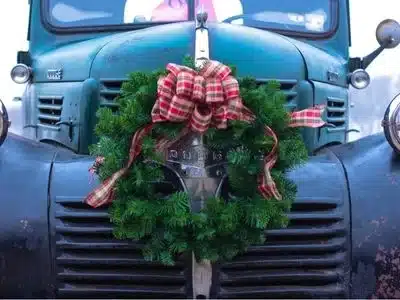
[371,246,400,299]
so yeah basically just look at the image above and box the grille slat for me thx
[56,241,138,250]
[37,95,63,129]
[221,268,344,285]
[221,252,346,269]
[218,284,346,299]
[58,270,185,283]
[57,285,185,298]
[246,237,345,254]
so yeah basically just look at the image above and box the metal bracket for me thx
[56,120,76,142]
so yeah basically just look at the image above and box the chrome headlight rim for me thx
[10,63,32,84]
[383,93,400,153]
[0,100,9,146]
[349,69,371,90]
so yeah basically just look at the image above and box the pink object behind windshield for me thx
[151,0,218,22]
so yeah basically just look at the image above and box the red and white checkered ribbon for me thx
[289,105,326,128]
[84,61,326,208]
[151,60,255,132]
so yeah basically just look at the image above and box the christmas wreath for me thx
[85,58,325,265]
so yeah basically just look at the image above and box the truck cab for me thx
[2,0,400,298]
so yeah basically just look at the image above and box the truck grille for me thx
[215,197,348,299]
[326,97,346,132]
[99,78,298,111]
[54,170,189,298]
[37,95,63,129]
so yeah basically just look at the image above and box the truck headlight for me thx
[349,69,371,90]
[382,93,400,153]
[10,64,32,84]
[0,100,9,147]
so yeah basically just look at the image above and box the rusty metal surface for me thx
[330,133,400,298]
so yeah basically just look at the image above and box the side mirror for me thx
[376,19,400,49]
[349,19,400,80]
[0,99,9,147]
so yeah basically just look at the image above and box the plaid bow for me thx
[84,61,326,208]
[151,60,255,133]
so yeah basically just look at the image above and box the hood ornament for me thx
[196,10,208,28]
[195,9,210,69]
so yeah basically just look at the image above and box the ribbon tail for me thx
[289,105,326,128]
[85,169,126,208]
[84,124,153,208]
[258,126,282,201]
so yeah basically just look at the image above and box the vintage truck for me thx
[2,0,400,298]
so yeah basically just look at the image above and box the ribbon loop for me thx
[222,76,240,100]
[176,71,195,98]
[192,75,206,103]
[205,78,224,103]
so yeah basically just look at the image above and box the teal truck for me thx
[1,0,400,298]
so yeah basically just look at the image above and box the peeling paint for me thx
[371,245,400,299]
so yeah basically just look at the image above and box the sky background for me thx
[0,1,399,139]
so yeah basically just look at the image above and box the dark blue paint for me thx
[0,133,57,298]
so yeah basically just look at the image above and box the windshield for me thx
[46,0,336,35]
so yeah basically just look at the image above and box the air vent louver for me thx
[256,78,298,111]
[54,167,189,298]
[37,95,63,129]
[99,80,123,112]
[326,97,346,132]
[216,197,348,299]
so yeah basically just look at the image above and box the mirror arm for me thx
[361,44,386,69]
[350,39,391,72]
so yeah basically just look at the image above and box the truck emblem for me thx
[47,69,63,80]
[327,70,339,82]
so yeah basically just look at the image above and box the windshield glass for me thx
[46,0,335,35]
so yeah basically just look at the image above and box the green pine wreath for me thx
[90,58,308,265]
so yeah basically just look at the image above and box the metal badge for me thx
[47,69,63,80]
[327,70,339,83]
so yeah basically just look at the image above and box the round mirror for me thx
[0,99,9,147]
[376,19,400,49]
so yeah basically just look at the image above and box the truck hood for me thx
[90,22,305,80]
[34,22,306,82]
[34,22,345,84]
